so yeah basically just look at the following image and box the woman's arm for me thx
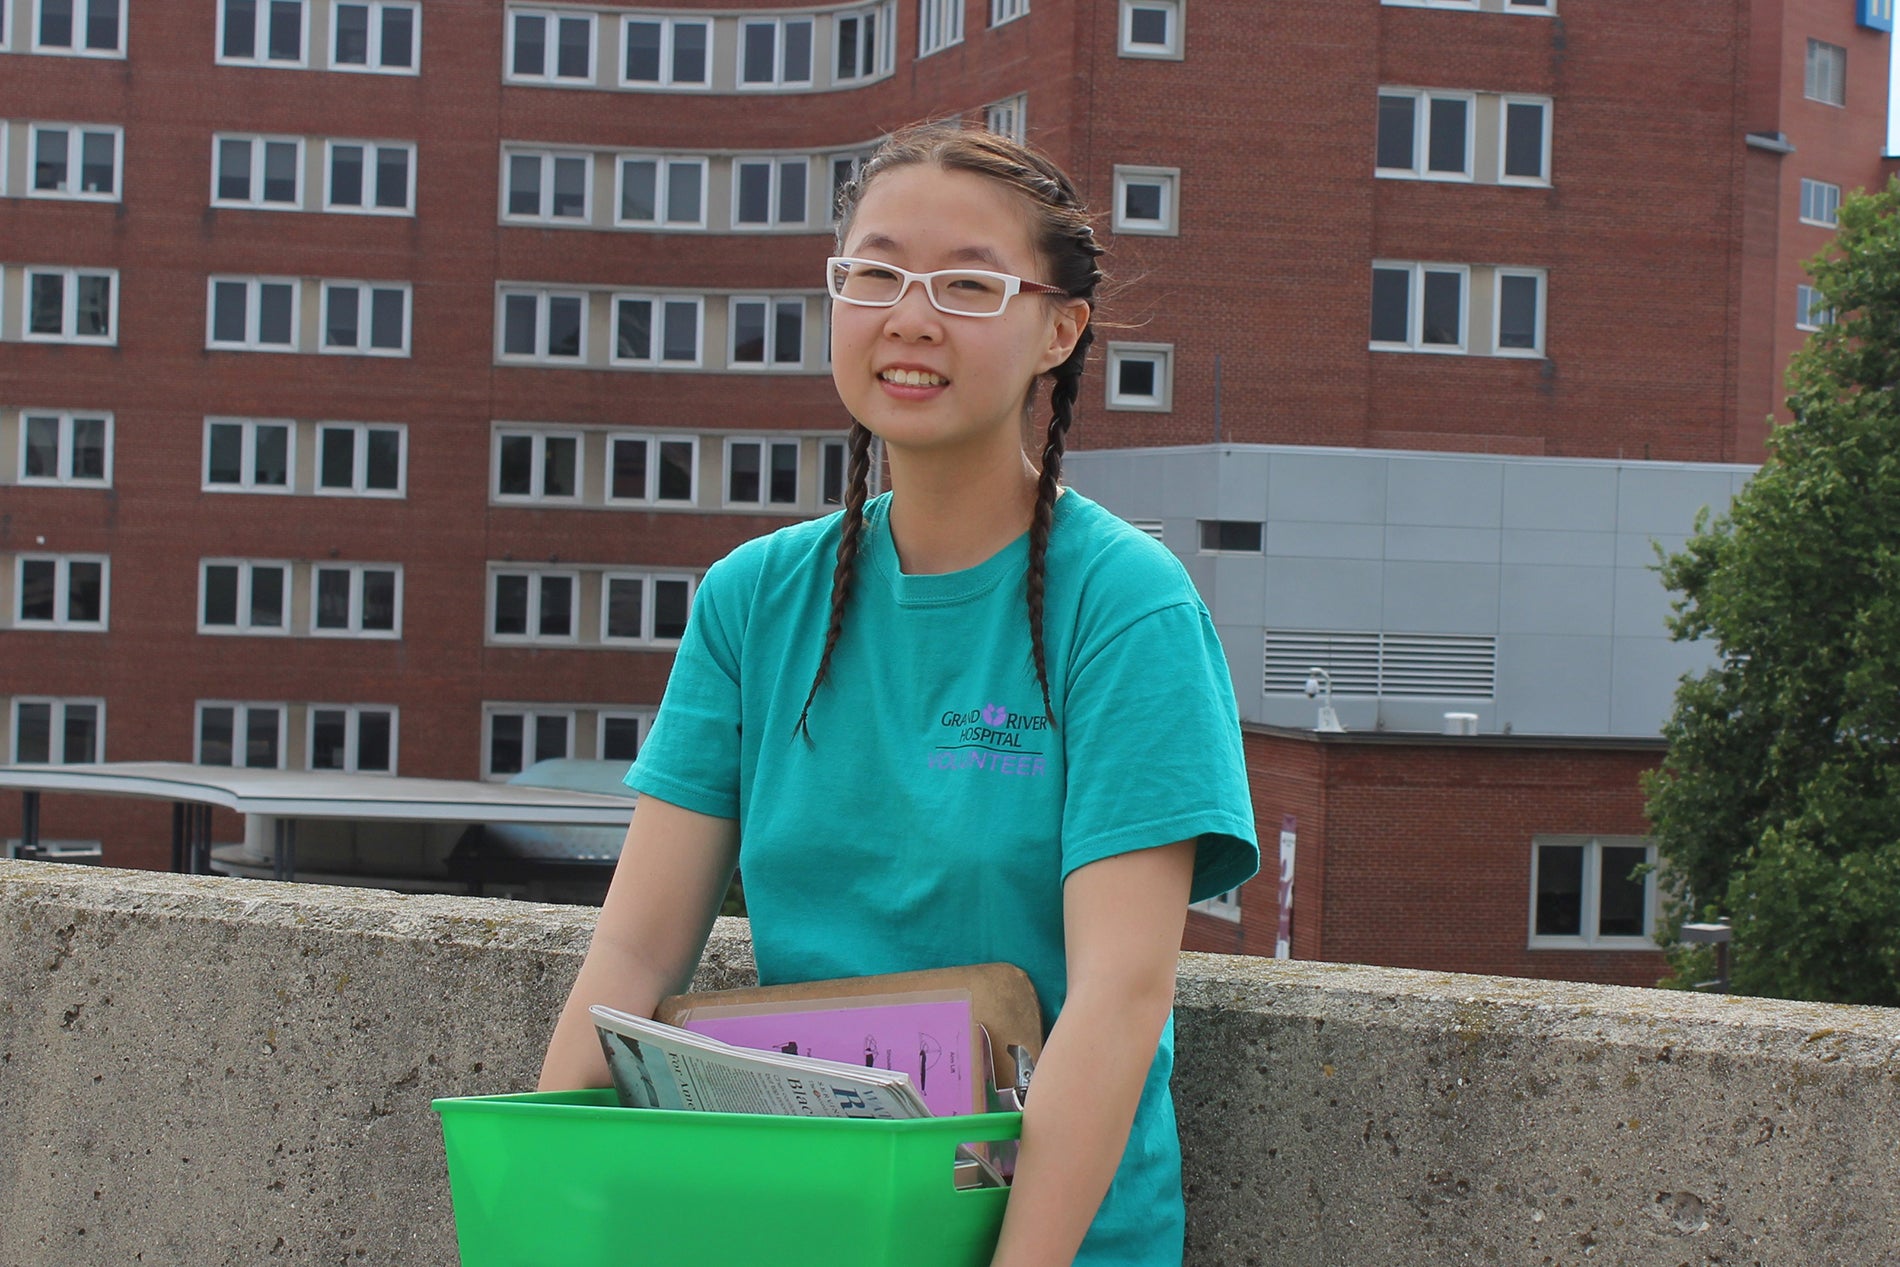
[986,838,1197,1267]
[537,794,741,1091]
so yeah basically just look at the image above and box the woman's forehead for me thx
[844,164,1040,265]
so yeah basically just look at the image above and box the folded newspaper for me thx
[590,1004,932,1120]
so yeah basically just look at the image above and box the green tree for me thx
[1646,178,1900,1006]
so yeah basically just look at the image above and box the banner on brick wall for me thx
[1859,0,1893,33]
[1275,815,1296,960]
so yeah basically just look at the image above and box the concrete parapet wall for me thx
[2,860,1897,1266]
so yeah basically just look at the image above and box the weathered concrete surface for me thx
[3,860,1898,1266]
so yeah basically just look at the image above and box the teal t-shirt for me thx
[628,488,1258,1266]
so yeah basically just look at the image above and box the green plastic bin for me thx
[433,1089,1020,1267]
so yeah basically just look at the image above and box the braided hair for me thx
[793,125,1106,740]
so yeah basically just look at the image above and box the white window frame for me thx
[329,0,421,74]
[216,0,311,67]
[596,708,654,763]
[605,432,699,505]
[15,554,109,629]
[197,559,292,634]
[202,417,295,492]
[1375,88,1476,181]
[1799,177,1842,227]
[502,147,593,223]
[610,292,704,367]
[613,154,708,228]
[618,14,712,88]
[1118,0,1180,58]
[505,7,597,83]
[207,276,303,351]
[482,706,575,779]
[1111,165,1178,235]
[731,157,810,229]
[599,572,697,645]
[8,697,105,764]
[489,568,581,643]
[319,280,413,357]
[492,427,585,503]
[990,0,1028,26]
[29,0,125,56]
[1492,268,1546,358]
[1805,38,1846,107]
[314,422,407,497]
[736,16,815,89]
[722,437,800,508]
[305,704,398,774]
[1379,0,1479,9]
[25,122,122,201]
[1497,95,1552,186]
[309,564,403,638]
[1527,835,1657,950]
[497,288,589,363]
[832,3,893,83]
[322,139,417,214]
[21,267,116,345]
[211,133,305,209]
[727,296,805,370]
[1105,342,1174,411]
[1369,261,1469,354]
[984,94,1027,146]
[194,701,288,769]
[17,410,113,487]
[918,0,963,56]
[1796,283,1835,331]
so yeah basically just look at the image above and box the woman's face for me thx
[830,163,1087,463]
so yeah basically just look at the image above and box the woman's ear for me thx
[1035,300,1091,375]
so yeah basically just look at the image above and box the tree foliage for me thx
[1646,178,1900,1005]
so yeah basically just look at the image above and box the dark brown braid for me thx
[1026,302,1099,722]
[793,421,875,740]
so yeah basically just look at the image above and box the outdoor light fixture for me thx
[1304,667,1345,733]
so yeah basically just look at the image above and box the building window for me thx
[1530,835,1655,949]
[1370,262,1468,353]
[504,148,591,222]
[213,134,303,208]
[1112,165,1178,234]
[918,0,962,56]
[31,0,124,55]
[819,438,847,506]
[16,555,107,628]
[1375,89,1474,180]
[316,423,405,496]
[598,710,651,762]
[485,708,573,778]
[828,152,868,223]
[321,281,411,356]
[218,0,308,65]
[204,418,293,491]
[1198,520,1262,553]
[311,564,401,637]
[23,267,115,344]
[491,569,578,642]
[1105,343,1174,410]
[1493,269,1545,356]
[27,123,120,199]
[991,0,1027,26]
[18,411,111,487]
[834,4,892,82]
[307,705,396,773]
[196,702,285,768]
[728,297,805,369]
[208,276,300,351]
[1805,39,1846,107]
[199,560,290,633]
[1796,283,1835,331]
[601,573,695,644]
[1799,177,1842,227]
[494,428,582,501]
[324,141,416,213]
[1119,0,1179,57]
[615,155,707,227]
[733,157,809,228]
[612,294,702,365]
[507,8,595,82]
[1379,0,1479,9]
[724,438,799,507]
[10,698,102,763]
[606,434,697,504]
[737,17,813,88]
[621,15,709,86]
[1504,0,1553,9]
[498,289,586,362]
[331,0,418,73]
[1498,96,1551,184]
[984,94,1027,145]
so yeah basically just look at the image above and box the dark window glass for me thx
[493,575,529,635]
[616,297,652,359]
[267,0,302,60]
[320,428,355,489]
[360,570,396,631]
[1122,181,1162,222]
[315,569,352,629]
[538,575,573,637]
[732,302,766,364]
[330,144,364,205]
[741,21,774,82]
[653,580,690,640]
[774,302,802,365]
[1128,5,1167,45]
[1420,270,1462,346]
[34,128,69,191]
[66,561,102,622]
[24,418,60,478]
[80,131,115,193]
[381,6,414,66]
[254,424,289,486]
[1534,844,1584,937]
[245,708,280,768]
[1426,97,1468,174]
[212,281,248,343]
[62,702,99,762]
[511,13,544,75]
[543,436,578,497]
[555,15,589,76]
[605,577,643,638]
[374,147,408,208]
[601,716,641,761]
[83,0,117,49]
[1376,94,1415,169]
[1598,847,1649,937]
[29,274,65,335]
[222,0,256,58]
[768,443,798,504]
[777,161,806,224]
[208,424,244,484]
[489,714,524,775]
[821,442,845,505]
[661,301,697,362]
[665,161,701,221]
[728,442,762,502]
[251,566,284,626]
[508,154,541,216]
[218,139,252,201]
[258,282,294,345]
[310,710,348,770]
[15,703,52,763]
[736,163,771,224]
[326,285,361,348]
[203,565,239,626]
[533,714,569,764]
[369,287,404,349]
[334,3,369,61]
[365,429,401,490]
[551,156,585,218]
[40,0,75,45]
[658,440,693,500]
[783,19,811,80]
[672,20,706,81]
[497,435,533,496]
[620,159,657,220]
[71,418,106,480]
[546,296,582,357]
[503,294,538,355]
[1116,356,1157,399]
[837,15,861,77]
[1199,520,1262,552]
[200,707,236,766]
[612,438,648,499]
[356,711,392,771]
[1498,274,1540,351]
[74,274,111,338]
[1503,102,1546,180]
[624,19,660,80]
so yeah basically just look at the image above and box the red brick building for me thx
[1,0,1889,983]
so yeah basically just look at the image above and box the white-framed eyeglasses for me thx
[825,256,1067,318]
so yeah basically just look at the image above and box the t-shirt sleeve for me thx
[622,552,749,819]
[1059,599,1260,902]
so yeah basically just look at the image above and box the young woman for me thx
[539,125,1259,1267]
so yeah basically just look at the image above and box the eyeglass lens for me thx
[829,260,1012,315]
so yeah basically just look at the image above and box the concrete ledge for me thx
[3,860,1898,1265]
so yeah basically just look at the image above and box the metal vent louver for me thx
[1265,631,1497,699]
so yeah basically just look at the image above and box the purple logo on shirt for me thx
[982,703,1007,726]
